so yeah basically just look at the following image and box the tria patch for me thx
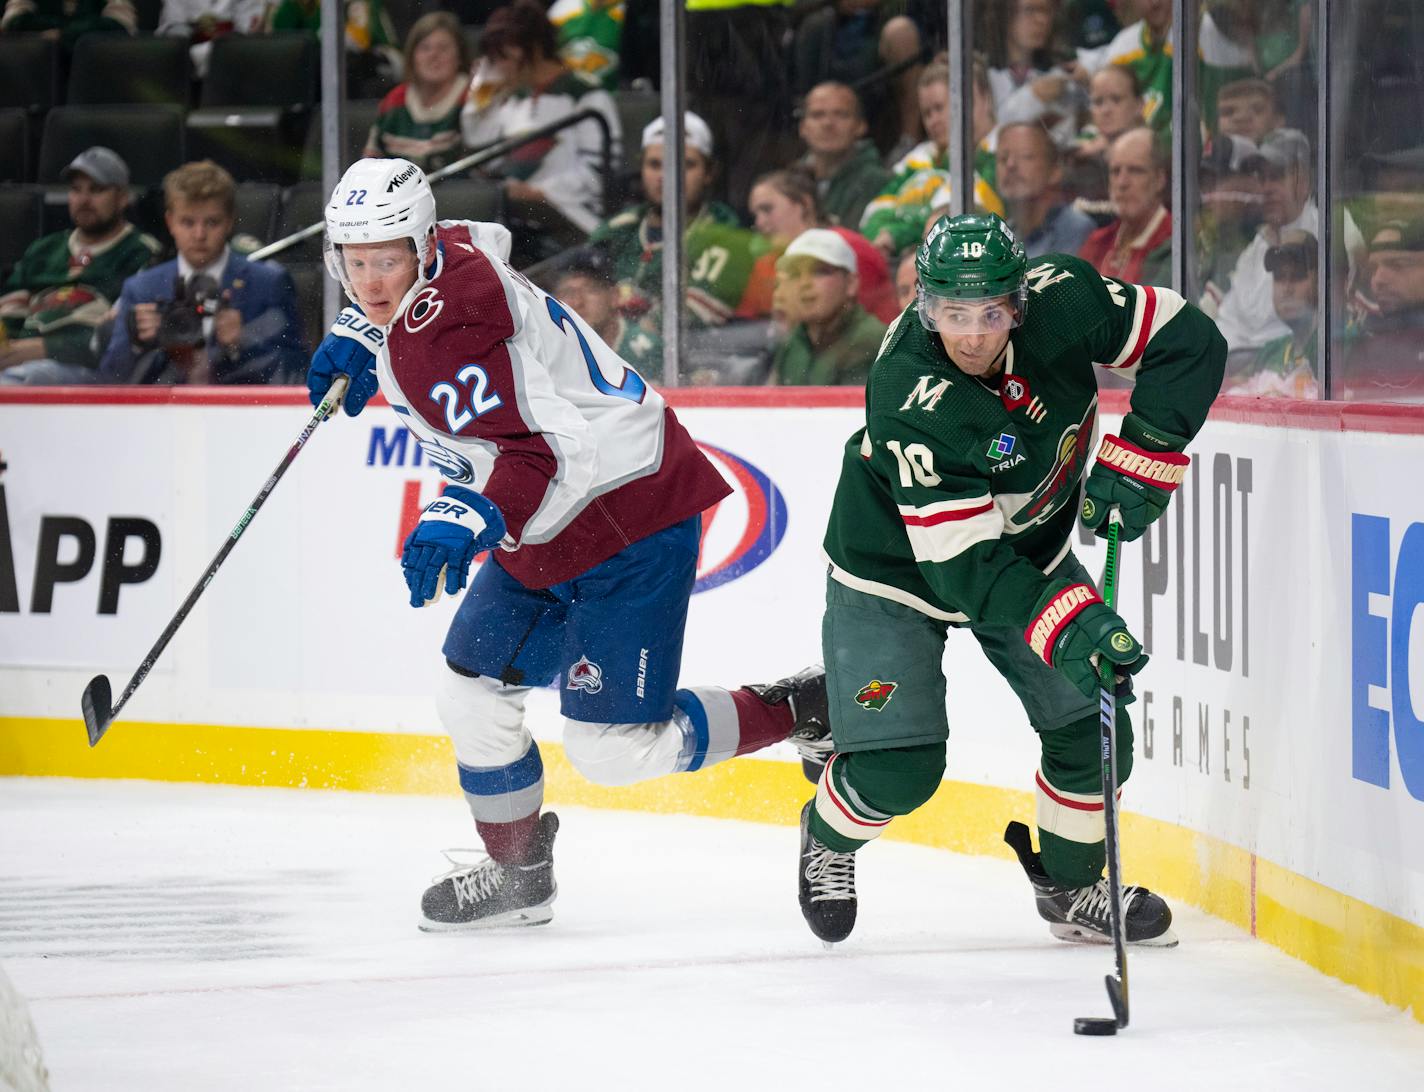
[854,679,898,711]
[566,655,604,694]
[986,432,1017,460]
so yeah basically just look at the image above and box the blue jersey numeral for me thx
[345,189,368,205]
[545,297,646,404]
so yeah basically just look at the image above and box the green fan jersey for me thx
[588,201,769,327]
[0,224,160,369]
[823,253,1226,629]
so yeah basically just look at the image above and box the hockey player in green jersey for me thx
[798,212,1226,947]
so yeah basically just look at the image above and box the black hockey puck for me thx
[1073,1017,1118,1036]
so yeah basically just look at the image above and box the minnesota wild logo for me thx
[854,679,898,711]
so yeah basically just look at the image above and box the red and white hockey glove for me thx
[1080,413,1190,542]
[1025,582,1147,701]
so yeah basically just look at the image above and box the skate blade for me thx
[1049,922,1179,948]
[418,899,555,933]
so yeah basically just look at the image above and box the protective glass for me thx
[916,287,1023,335]
[323,235,421,299]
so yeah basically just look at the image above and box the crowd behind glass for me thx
[0,0,1419,400]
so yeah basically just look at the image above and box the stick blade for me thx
[1105,973,1129,1029]
[81,675,114,747]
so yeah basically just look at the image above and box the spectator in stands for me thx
[1083,0,1172,130]
[861,62,1005,260]
[996,121,1096,257]
[267,0,401,99]
[744,167,898,323]
[99,161,303,385]
[894,248,917,311]
[462,0,620,262]
[0,0,133,45]
[588,112,764,328]
[797,82,893,232]
[365,12,470,173]
[1347,220,1424,400]
[1197,131,1261,311]
[1225,227,1318,397]
[1212,128,1317,359]
[158,0,267,78]
[551,249,663,379]
[1214,78,1285,146]
[1078,127,1170,285]
[1066,64,1143,201]
[771,228,885,386]
[1200,1,1314,131]
[549,0,623,91]
[791,0,926,157]
[0,148,158,385]
[980,0,1083,150]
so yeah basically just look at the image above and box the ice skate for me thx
[748,666,833,783]
[420,812,559,931]
[798,800,857,946]
[1004,821,1177,947]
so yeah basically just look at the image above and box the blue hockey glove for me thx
[1080,413,1190,543]
[306,307,384,417]
[1025,582,1147,702]
[401,486,507,608]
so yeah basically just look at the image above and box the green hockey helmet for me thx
[915,213,1029,335]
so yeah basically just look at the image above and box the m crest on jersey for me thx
[900,375,951,413]
[1025,263,1074,295]
[404,287,444,333]
[566,655,604,694]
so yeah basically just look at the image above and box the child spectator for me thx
[366,12,471,173]
[771,228,885,386]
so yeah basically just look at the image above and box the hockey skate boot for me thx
[798,800,857,946]
[419,812,559,931]
[1003,821,1178,947]
[747,666,833,783]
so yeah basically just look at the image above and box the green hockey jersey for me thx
[588,200,769,326]
[823,253,1225,628]
[0,224,160,369]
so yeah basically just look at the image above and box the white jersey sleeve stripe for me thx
[1104,283,1189,371]
[901,502,1004,564]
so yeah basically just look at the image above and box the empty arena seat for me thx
[67,35,192,107]
[201,34,318,109]
[0,37,58,115]
[233,182,283,249]
[432,177,505,225]
[274,181,328,262]
[37,105,186,186]
[0,186,43,280]
[0,110,30,183]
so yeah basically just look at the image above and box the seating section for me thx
[67,35,192,107]
[38,105,187,186]
[0,110,30,184]
[0,187,43,281]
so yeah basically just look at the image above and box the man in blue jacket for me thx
[100,160,304,384]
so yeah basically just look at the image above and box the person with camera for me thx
[99,161,305,385]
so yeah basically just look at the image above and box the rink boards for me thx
[1,385,1422,1020]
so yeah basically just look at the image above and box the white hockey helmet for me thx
[323,157,437,304]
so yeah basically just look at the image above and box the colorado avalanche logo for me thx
[566,655,604,694]
[403,287,444,333]
[693,443,788,594]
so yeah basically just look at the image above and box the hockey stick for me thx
[80,376,350,748]
[1074,508,1129,1036]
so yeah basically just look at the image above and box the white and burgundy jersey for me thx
[376,221,729,589]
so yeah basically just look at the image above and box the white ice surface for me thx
[2,778,1422,1091]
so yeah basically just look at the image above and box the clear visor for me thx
[323,235,422,303]
[916,287,1023,335]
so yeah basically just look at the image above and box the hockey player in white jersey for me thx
[307,157,831,930]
